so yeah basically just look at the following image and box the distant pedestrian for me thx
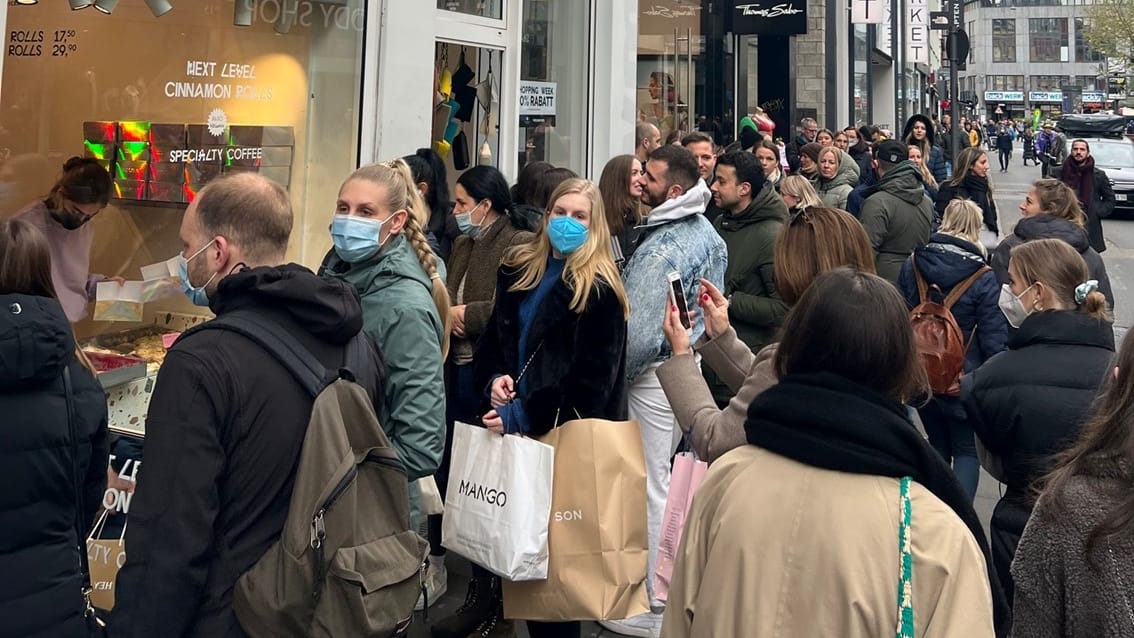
[1037,123,1066,179]
[1051,139,1115,253]
[903,114,948,184]
[1010,328,1134,637]
[662,267,1006,638]
[963,237,1114,608]
[996,125,1014,172]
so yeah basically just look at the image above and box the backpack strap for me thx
[911,259,930,305]
[942,265,991,310]
[183,310,330,398]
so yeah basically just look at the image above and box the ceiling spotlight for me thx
[234,0,253,26]
[144,0,172,17]
[69,0,92,9]
[15,1,39,5]
[93,0,117,14]
[274,0,298,34]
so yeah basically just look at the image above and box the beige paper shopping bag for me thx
[502,418,650,621]
[86,511,126,610]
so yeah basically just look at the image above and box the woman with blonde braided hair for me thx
[320,158,450,526]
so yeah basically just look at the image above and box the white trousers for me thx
[627,361,683,611]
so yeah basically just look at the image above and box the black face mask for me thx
[48,206,92,230]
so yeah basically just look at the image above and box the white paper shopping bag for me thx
[442,421,554,581]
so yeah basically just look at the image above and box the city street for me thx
[410,145,1127,637]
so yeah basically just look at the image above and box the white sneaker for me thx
[599,611,663,637]
[414,558,448,611]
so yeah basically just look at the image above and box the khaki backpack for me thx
[909,261,989,397]
[186,312,428,638]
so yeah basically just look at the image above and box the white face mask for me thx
[998,283,1035,328]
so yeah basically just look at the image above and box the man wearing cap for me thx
[858,139,934,284]
[1036,122,1066,178]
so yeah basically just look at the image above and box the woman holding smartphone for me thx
[475,178,630,638]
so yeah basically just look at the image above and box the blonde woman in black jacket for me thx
[0,219,108,638]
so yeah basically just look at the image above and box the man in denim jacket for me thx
[600,144,727,638]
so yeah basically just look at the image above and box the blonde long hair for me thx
[938,199,985,256]
[780,175,823,209]
[1033,178,1086,227]
[504,178,630,319]
[343,159,452,357]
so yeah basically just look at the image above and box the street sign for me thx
[945,29,969,71]
[930,11,950,29]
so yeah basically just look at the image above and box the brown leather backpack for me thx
[909,261,989,397]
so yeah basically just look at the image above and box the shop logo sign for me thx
[642,4,701,19]
[732,0,807,35]
[207,108,228,138]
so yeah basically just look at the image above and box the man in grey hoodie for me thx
[859,140,934,284]
[601,144,727,638]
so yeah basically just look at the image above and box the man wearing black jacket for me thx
[1052,139,1115,253]
[111,174,384,637]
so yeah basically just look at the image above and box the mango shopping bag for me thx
[654,451,708,604]
[442,421,554,581]
[502,418,650,621]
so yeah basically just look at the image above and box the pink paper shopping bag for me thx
[654,452,708,603]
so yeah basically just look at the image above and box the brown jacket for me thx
[661,446,996,638]
[1010,459,1134,637]
[445,217,536,341]
[656,327,777,462]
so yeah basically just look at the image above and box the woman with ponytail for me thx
[319,158,451,507]
[963,237,1114,609]
[403,147,459,262]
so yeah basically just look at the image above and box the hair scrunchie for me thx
[1074,279,1099,305]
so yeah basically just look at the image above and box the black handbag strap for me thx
[63,367,98,609]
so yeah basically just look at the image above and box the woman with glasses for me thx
[14,157,120,322]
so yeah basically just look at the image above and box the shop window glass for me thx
[992,19,1016,63]
[1075,18,1103,63]
[518,0,589,174]
[437,0,503,20]
[0,1,366,339]
[1029,18,1068,63]
[1030,74,1070,90]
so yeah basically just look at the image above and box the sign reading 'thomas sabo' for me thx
[732,0,807,35]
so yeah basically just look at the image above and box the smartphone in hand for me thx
[667,271,692,335]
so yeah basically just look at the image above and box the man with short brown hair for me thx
[1053,139,1115,253]
[112,173,385,637]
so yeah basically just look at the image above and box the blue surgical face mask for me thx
[455,201,486,238]
[330,214,395,263]
[178,239,218,307]
[547,216,589,255]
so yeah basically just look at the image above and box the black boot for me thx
[431,576,499,638]
[466,598,512,637]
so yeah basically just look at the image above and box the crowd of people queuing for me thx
[1,105,1131,638]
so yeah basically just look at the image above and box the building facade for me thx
[957,0,1109,121]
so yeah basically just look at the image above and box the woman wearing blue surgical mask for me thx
[318,159,450,525]
[962,237,1114,610]
[425,164,539,628]
[473,178,630,638]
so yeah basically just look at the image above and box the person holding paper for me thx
[15,157,122,322]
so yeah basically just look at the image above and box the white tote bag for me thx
[442,421,555,581]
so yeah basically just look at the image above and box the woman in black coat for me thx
[935,147,998,234]
[962,237,1114,609]
[0,219,108,638]
[477,178,629,638]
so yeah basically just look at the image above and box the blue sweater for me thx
[498,258,565,433]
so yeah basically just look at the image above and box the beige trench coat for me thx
[661,446,995,638]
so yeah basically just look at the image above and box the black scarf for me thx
[1060,155,1096,212]
[745,372,1010,637]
